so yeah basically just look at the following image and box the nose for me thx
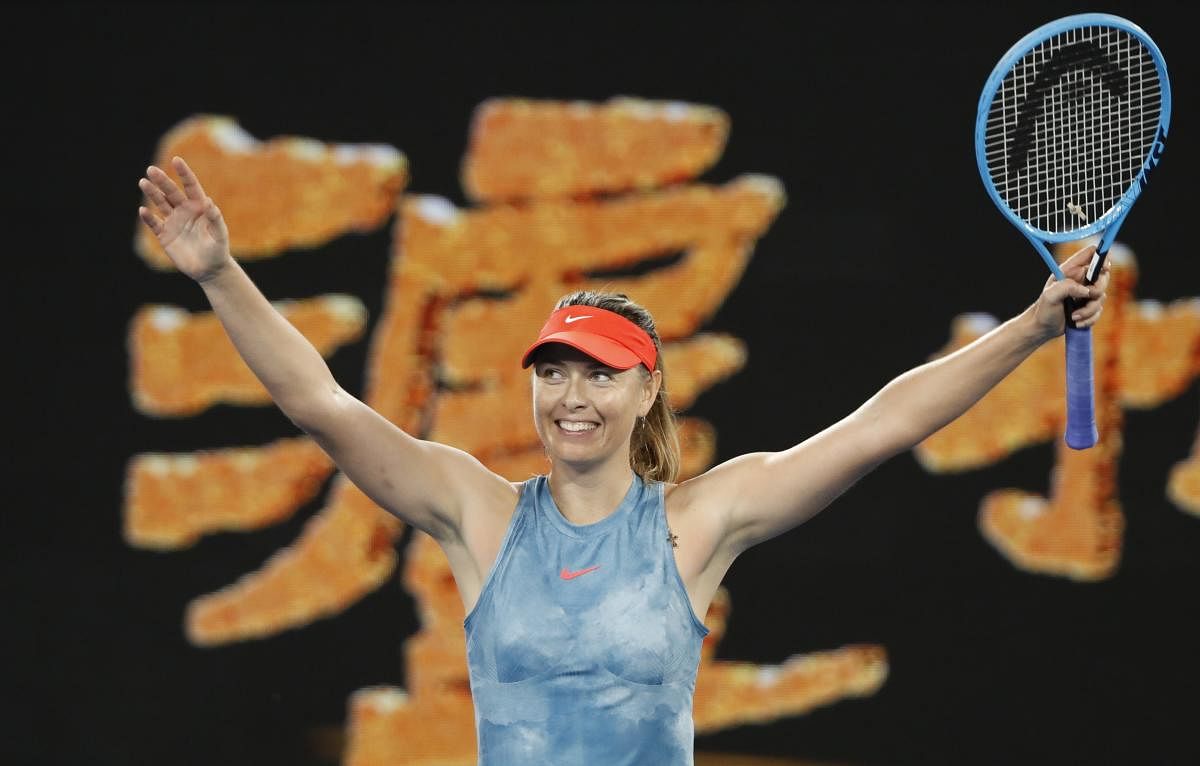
[562,373,588,410]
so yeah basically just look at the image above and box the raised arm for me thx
[683,244,1110,557]
[137,157,512,541]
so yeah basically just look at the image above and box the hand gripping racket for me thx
[975,13,1171,449]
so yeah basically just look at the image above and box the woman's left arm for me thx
[695,244,1110,557]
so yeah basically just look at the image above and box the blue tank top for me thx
[464,473,710,765]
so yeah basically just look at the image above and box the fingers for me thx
[139,157,219,239]
[1047,276,1094,305]
[172,156,209,202]
[1045,273,1106,328]
[145,164,188,209]
[1046,245,1111,300]
[137,205,162,236]
[204,197,229,243]
[1035,245,1114,334]
[1044,275,1095,312]
[1059,243,1099,282]
[1070,292,1106,327]
[138,177,172,217]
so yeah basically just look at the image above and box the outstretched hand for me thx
[1029,243,1110,341]
[137,157,232,283]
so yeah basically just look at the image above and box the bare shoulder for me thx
[461,474,524,535]
[460,470,523,525]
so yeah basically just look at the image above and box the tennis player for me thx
[138,156,1108,764]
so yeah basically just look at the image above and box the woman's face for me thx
[531,344,660,470]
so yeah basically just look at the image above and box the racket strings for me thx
[983,25,1163,234]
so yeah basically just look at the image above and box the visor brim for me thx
[521,333,643,370]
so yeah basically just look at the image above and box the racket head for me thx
[975,13,1171,250]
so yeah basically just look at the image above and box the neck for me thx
[548,452,636,525]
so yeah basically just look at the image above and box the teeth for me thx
[558,421,598,432]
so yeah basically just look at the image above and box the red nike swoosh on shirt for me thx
[559,565,600,580]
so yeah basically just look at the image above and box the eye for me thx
[539,366,565,381]
[589,369,615,382]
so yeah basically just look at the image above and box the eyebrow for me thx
[536,359,618,372]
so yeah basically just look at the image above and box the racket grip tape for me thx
[1064,326,1098,449]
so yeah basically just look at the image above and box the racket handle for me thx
[1064,326,1098,449]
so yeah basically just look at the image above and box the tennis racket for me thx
[975,13,1171,449]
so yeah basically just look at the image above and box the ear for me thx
[640,368,663,416]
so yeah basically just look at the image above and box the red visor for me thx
[521,306,657,371]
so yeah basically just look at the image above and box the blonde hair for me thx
[553,291,680,483]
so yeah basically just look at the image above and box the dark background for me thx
[10,1,1199,764]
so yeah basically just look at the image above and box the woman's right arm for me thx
[138,157,512,541]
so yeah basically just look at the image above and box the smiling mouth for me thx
[556,420,599,433]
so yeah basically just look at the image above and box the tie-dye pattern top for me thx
[464,473,710,765]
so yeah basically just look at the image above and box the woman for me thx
[137,156,1108,764]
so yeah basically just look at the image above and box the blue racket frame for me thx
[974,12,1171,449]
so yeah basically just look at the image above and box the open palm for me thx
[138,156,232,282]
